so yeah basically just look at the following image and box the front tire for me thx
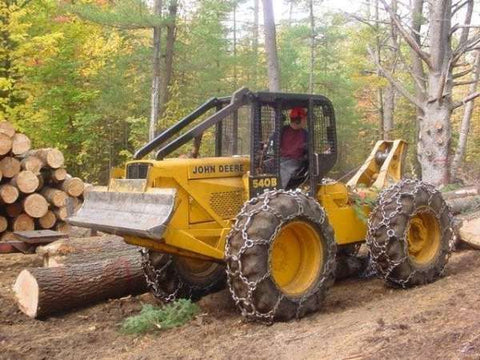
[366,179,454,288]
[225,190,336,323]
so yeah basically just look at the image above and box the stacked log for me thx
[0,122,85,240]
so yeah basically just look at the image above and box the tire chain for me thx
[365,179,455,288]
[225,189,336,324]
[140,248,183,303]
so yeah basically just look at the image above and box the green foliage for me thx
[70,0,168,29]
[121,300,200,334]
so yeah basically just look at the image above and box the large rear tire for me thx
[366,179,454,288]
[225,190,336,323]
[141,250,225,302]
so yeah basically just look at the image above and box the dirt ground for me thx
[2,247,480,360]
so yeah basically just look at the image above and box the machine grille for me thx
[210,191,244,218]
[126,163,150,179]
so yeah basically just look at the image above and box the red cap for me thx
[289,107,306,120]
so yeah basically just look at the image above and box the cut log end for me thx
[12,133,31,155]
[13,269,40,319]
[24,193,49,218]
[0,133,12,156]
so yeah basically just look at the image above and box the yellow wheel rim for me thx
[270,221,323,297]
[407,207,441,265]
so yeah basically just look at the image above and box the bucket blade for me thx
[67,188,176,240]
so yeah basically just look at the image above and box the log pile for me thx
[0,122,85,240]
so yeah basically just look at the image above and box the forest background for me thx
[1,0,479,185]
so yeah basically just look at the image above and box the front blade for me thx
[67,187,176,240]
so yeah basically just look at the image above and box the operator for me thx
[280,107,308,188]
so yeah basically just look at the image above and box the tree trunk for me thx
[451,50,480,180]
[149,0,162,142]
[418,77,452,186]
[262,0,280,92]
[308,0,315,94]
[159,0,177,122]
[13,256,147,318]
[253,0,259,87]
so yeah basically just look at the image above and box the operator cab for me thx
[133,88,337,198]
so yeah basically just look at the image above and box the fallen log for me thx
[446,196,480,215]
[442,186,479,200]
[36,235,133,265]
[13,255,147,318]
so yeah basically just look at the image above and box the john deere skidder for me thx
[69,88,453,323]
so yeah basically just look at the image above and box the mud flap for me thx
[67,181,176,240]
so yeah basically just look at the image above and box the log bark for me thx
[23,193,49,218]
[442,186,479,200]
[38,210,56,229]
[0,184,19,204]
[0,133,12,156]
[0,121,15,137]
[46,248,138,268]
[27,148,64,169]
[10,170,39,194]
[13,255,147,318]
[446,195,480,215]
[41,187,68,207]
[11,213,35,231]
[36,235,129,258]
[21,156,43,174]
[0,157,20,178]
[61,176,84,197]
[11,133,31,155]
